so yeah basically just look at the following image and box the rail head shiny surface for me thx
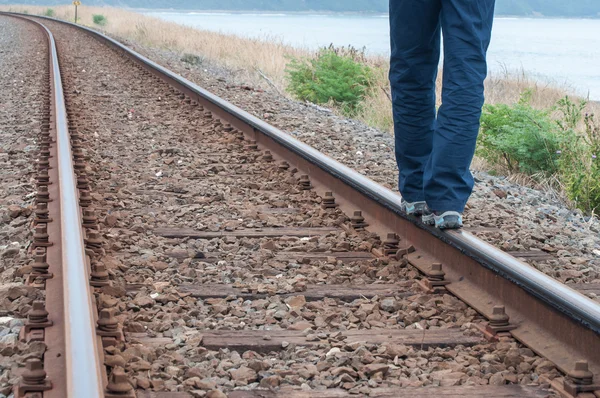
[25,14,600,335]
[14,15,105,398]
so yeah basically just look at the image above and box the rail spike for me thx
[15,359,52,396]
[562,360,599,396]
[105,367,135,398]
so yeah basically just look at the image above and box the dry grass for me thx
[2,4,598,134]
[0,4,307,88]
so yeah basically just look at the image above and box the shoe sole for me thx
[422,213,435,225]
[401,201,427,216]
[434,212,463,230]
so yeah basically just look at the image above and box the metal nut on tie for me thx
[484,305,517,335]
[562,360,598,396]
[105,367,135,398]
[36,186,52,203]
[16,358,52,395]
[82,209,98,228]
[488,305,509,328]
[27,301,52,326]
[97,308,124,342]
[90,262,110,287]
[22,359,47,384]
[34,202,52,224]
[79,190,92,207]
[383,233,399,256]
[36,169,51,185]
[31,249,50,275]
[76,171,89,190]
[72,147,85,160]
[74,159,86,170]
[428,263,445,282]
[297,175,312,190]
[418,262,451,293]
[37,156,50,168]
[321,192,339,209]
[350,211,369,230]
[40,144,51,157]
[569,360,593,385]
[262,151,274,162]
[85,230,103,253]
[33,224,52,248]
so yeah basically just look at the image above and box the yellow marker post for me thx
[73,1,81,23]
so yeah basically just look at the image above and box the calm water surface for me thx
[146,12,600,100]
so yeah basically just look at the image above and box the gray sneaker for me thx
[422,209,463,230]
[400,200,428,216]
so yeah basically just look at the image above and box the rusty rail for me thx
[1,14,105,398]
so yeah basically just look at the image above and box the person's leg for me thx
[423,0,495,213]
[389,0,442,208]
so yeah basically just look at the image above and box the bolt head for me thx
[492,305,506,315]
[575,360,589,371]
[26,358,43,371]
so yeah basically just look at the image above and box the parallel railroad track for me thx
[1,12,599,398]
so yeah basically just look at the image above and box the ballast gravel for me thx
[0,16,47,396]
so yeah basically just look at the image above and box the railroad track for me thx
[1,12,599,398]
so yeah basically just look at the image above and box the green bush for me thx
[93,14,107,26]
[285,49,374,116]
[555,96,587,131]
[44,8,55,17]
[558,113,600,213]
[478,91,564,175]
[478,92,600,214]
[181,53,203,65]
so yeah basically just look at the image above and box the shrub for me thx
[479,92,600,214]
[180,53,202,65]
[478,91,563,175]
[93,14,107,26]
[44,8,55,17]
[555,96,587,131]
[285,49,374,116]
[559,114,600,213]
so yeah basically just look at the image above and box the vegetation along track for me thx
[1,12,599,398]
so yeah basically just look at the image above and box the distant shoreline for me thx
[136,9,600,19]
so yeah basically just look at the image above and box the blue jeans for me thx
[389,0,495,212]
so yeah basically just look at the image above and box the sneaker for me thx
[422,209,463,230]
[400,200,428,216]
[421,207,435,225]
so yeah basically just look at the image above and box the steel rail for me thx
[15,13,600,387]
[1,14,105,398]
